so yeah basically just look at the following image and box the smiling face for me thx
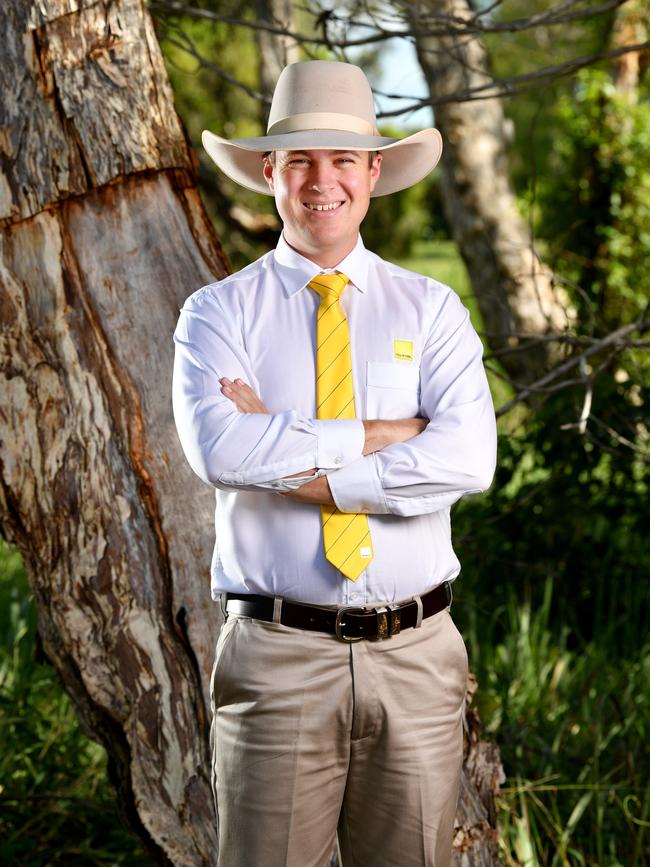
[263,149,382,268]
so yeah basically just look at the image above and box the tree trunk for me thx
[452,675,504,864]
[0,0,227,862]
[255,0,300,127]
[408,0,571,386]
[611,0,649,97]
[1,1,503,863]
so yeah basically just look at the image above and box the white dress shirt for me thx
[173,234,496,606]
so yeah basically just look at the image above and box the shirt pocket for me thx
[365,361,421,419]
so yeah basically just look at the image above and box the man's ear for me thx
[262,157,275,193]
[369,152,382,193]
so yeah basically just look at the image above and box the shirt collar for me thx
[274,233,369,297]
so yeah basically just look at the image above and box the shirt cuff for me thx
[327,453,390,514]
[260,469,328,493]
[314,419,365,469]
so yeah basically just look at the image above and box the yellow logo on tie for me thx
[393,339,414,361]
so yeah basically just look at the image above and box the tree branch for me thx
[495,314,649,417]
[153,1,650,112]
[151,0,629,44]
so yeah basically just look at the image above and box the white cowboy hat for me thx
[202,60,442,197]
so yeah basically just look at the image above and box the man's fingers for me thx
[220,377,269,413]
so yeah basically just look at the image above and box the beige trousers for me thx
[209,605,468,867]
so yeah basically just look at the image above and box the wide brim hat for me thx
[202,61,442,198]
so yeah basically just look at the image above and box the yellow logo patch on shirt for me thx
[393,339,414,361]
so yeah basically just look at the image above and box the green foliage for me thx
[539,69,650,330]
[0,540,152,866]
[485,0,613,199]
[452,377,649,864]
[449,57,649,863]
[484,584,649,866]
[363,129,449,260]
[455,382,648,652]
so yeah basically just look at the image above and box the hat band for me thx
[267,112,377,137]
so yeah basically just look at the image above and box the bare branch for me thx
[462,0,627,34]
[560,357,595,434]
[152,0,649,113]
[159,24,272,104]
[376,40,650,116]
[588,414,648,453]
[151,0,628,45]
[495,314,649,418]
[150,0,404,47]
[482,333,599,360]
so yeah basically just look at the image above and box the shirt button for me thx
[334,455,343,465]
[350,592,360,600]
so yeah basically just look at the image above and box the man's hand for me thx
[220,378,269,413]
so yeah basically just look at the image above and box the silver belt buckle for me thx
[334,606,365,642]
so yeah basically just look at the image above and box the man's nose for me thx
[308,161,335,189]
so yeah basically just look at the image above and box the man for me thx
[173,61,496,867]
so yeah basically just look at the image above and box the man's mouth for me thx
[303,201,344,211]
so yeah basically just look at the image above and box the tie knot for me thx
[308,272,350,301]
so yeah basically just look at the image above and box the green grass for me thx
[457,578,649,867]
[0,539,153,866]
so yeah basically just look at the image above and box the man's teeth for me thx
[305,202,342,211]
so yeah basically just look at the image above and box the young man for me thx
[173,61,496,867]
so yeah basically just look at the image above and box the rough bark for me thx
[452,675,504,864]
[408,0,571,387]
[0,0,227,863]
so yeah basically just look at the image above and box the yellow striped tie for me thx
[309,272,373,581]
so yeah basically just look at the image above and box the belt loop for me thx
[272,595,283,624]
[445,581,453,610]
[413,595,423,628]
[219,592,229,620]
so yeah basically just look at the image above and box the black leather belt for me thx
[224,582,452,642]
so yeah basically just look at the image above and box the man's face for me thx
[263,149,382,267]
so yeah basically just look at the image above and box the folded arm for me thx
[219,377,427,504]
[172,292,424,494]
[327,292,497,516]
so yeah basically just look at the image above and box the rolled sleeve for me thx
[328,453,390,514]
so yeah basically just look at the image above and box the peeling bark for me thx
[408,0,572,386]
[452,675,504,865]
[1,1,227,863]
